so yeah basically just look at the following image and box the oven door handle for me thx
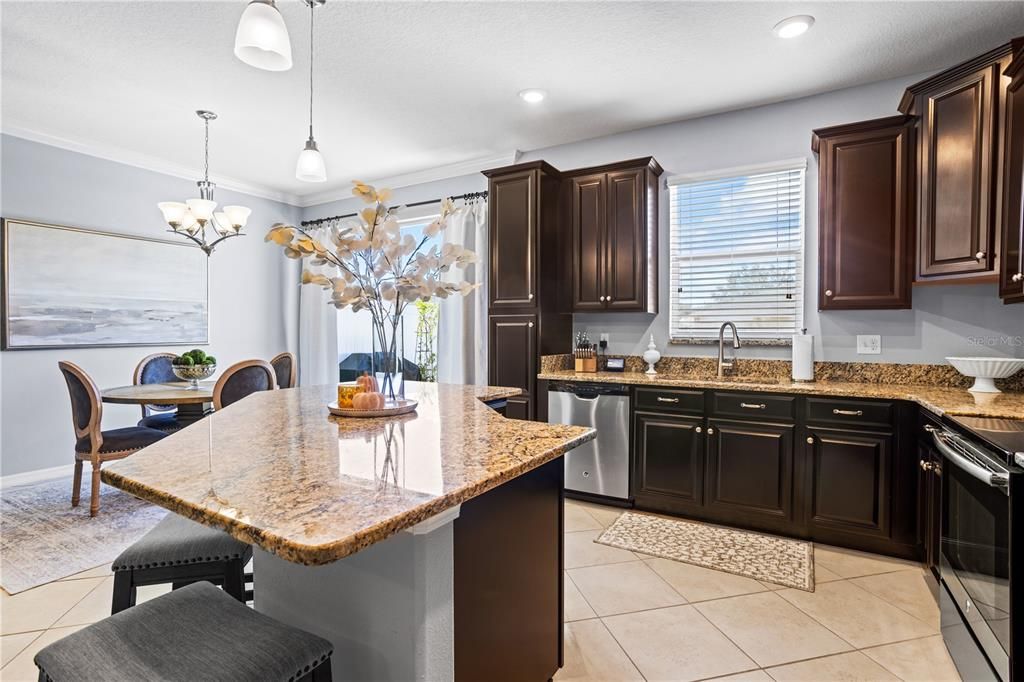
[932,430,1010,489]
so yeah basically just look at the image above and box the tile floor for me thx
[556,499,961,682]
[0,500,960,682]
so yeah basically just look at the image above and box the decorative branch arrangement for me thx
[266,181,478,399]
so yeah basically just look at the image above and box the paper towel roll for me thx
[792,334,814,381]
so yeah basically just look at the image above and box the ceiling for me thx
[3,1,1023,206]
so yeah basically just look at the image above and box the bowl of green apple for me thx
[171,349,217,389]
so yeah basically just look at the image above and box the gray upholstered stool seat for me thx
[110,514,253,614]
[113,513,251,570]
[34,581,333,682]
[74,426,166,455]
[137,412,185,433]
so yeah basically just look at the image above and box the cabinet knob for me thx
[599,296,605,302]
[607,296,612,302]
[707,427,715,435]
[824,289,833,297]
[806,436,814,444]
[1013,272,1023,282]
[528,293,534,300]
[527,322,534,328]
[976,251,986,261]
[695,426,703,434]
[920,460,934,472]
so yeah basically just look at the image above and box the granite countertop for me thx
[538,370,1024,419]
[102,383,595,566]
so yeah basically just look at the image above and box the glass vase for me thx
[371,313,405,402]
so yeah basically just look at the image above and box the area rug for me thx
[595,511,814,592]
[1,477,167,594]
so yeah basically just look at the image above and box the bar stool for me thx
[35,582,333,682]
[111,513,252,614]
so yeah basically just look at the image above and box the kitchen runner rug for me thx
[1,477,167,594]
[595,511,815,592]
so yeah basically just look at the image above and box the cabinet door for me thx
[706,419,794,526]
[605,168,646,311]
[634,412,704,508]
[815,117,914,310]
[488,315,536,420]
[806,427,892,540]
[489,170,538,308]
[918,64,1000,278]
[1000,55,1024,302]
[570,173,606,311]
[917,443,942,573]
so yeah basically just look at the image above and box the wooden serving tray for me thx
[328,399,418,418]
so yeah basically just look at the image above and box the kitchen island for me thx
[102,382,594,682]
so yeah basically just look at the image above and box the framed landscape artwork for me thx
[1,219,209,350]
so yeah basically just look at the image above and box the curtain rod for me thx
[300,190,489,228]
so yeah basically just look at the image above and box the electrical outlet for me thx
[857,335,881,355]
[600,333,610,343]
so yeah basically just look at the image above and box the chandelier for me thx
[157,111,250,256]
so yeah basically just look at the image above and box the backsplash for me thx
[540,354,1024,392]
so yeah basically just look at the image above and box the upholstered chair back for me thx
[213,360,276,410]
[58,361,102,453]
[133,352,178,415]
[270,352,297,389]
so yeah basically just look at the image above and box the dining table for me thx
[100,381,215,425]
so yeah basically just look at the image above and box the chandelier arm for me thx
[204,231,245,253]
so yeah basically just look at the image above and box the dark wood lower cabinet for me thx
[487,314,537,421]
[805,426,892,541]
[634,412,704,511]
[705,419,796,533]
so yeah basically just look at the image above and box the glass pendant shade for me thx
[234,0,293,72]
[223,205,252,229]
[185,198,217,222]
[296,141,327,183]
[212,213,234,236]
[180,211,201,235]
[157,201,187,226]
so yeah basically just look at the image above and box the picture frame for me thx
[1,218,209,350]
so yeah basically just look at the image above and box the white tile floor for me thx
[556,499,961,682]
[0,500,961,682]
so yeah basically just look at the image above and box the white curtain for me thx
[437,198,488,385]
[297,228,338,386]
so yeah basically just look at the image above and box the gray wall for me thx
[0,134,301,477]
[304,73,1023,365]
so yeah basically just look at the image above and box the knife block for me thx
[575,357,597,373]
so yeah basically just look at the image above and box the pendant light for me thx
[295,0,327,183]
[234,0,293,72]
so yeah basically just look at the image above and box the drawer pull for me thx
[740,402,766,410]
[833,409,863,417]
[656,397,680,403]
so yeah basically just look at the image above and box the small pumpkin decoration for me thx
[352,391,386,411]
[356,372,379,393]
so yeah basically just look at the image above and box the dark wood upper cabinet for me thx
[999,41,1024,303]
[812,116,915,310]
[485,168,539,309]
[566,158,662,313]
[899,44,1015,280]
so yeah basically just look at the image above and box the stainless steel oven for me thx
[930,421,1024,681]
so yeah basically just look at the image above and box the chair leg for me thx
[71,460,83,507]
[89,463,102,517]
[111,570,135,614]
[223,558,246,603]
[311,658,332,682]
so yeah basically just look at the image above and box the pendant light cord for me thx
[203,117,210,183]
[308,2,314,140]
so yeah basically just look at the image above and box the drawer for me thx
[634,387,704,414]
[806,397,893,429]
[711,391,796,421]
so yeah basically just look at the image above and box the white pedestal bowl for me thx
[946,357,1024,393]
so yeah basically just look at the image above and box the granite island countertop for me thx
[538,370,1024,419]
[102,382,595,566]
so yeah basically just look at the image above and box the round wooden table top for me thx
[101,382,215,405]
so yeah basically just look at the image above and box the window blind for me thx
[669,162,805,342]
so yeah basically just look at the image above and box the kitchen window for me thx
[668,159,806,344]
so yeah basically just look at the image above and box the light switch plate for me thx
[857,335,881,355]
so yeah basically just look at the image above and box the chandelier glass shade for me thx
[157,111,250,255]
[234,0,292,72]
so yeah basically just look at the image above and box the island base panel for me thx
[253,522,456,682]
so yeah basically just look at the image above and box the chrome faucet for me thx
[717,322,741,378]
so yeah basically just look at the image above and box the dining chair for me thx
[58,361,168,517]
[270,351,298,389]
[133,352,184,433]
[36,582,334,682]
[213,359,277,410]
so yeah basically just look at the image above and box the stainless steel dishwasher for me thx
[548,382,630,501]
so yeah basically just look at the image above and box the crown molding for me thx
[297,150,521,208]
[2,124,303,206]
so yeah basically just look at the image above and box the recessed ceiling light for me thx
[773,15,815,39]
[519,89,547,104]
